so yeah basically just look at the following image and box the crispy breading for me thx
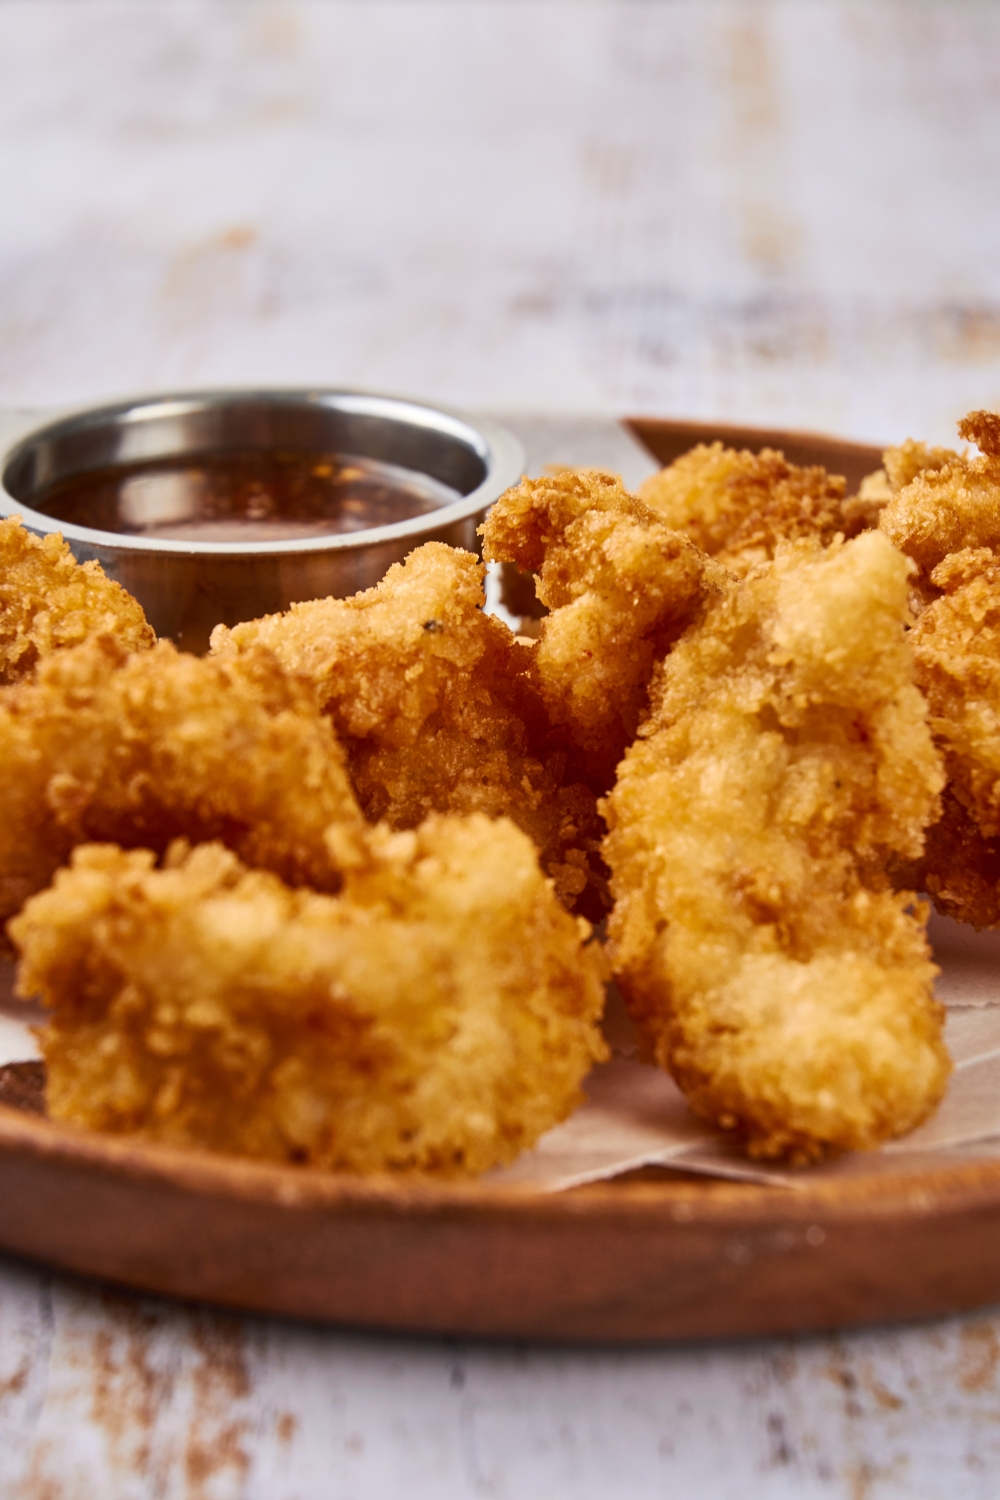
[11,826,608,1173]
[211,542,607,914]
[876,413,1000,922]
[0,636,362,927]
[910,548,1000,837]
[884,439,960,494]
[879,412,1000,585]
[481,469,723,790]
[854,441,962,527]
[894,546,1000,925]
[896,790,1000,930]
[961,410,1000,457]
[603,531,948,1162]
[636,443,853,576]
[0,515,153,683]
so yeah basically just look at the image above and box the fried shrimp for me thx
[852,439,960,524]
[637,443,854,576]
[0,515,153,683]
[883,439,960,495]
[0,636,362,926]
[211,542,606,914]
[481,469,723,790]
[849,443,957,539]
[875,412,1000,924]
[11,823,608,1173]
[879,411,1000,589]
[911,548,1000,838]
[899,547,1000,925]
[603,531,948,1162]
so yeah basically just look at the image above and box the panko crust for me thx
[211,542,607,914]
[884,439,961,495]
[879,412,1000,587]
[899,547,1000,924]
[910,548,1000,838]
[481,469,723,790]
[0,515,153,683]
[877,412,1000,923]
[849,441,959,533]
[637,443,853,576]
[603,531,948,1162]
[12,826,608,1174]
[0,636,362,927]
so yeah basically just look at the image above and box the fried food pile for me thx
[6,408,998,1170]
[0,518,607,1174]
[485,425,1000,1160]
[12,825,606,1172]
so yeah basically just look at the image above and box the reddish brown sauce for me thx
[33,450,461,542]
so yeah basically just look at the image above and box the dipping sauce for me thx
[31,450,464,542]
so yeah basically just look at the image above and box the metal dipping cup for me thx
[0,389,524,652]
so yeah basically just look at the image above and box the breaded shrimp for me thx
[851,441,959,537]
[481,469,723,790]
[876,412,1000,923]
[0,515,153,682]
[897,545,1000,925]
[911,548,1000,838]
[883,439,961,495]
[603,531,948,1162]
[879,412,1000,588]
[12,824,608,1173]
[637,443,853,576]
[853,439,961,527]
[0,636,362,926]
[211,542,606,914]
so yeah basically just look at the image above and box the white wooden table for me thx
[3,4,1000,1495]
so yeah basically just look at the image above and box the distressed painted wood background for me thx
[3,3,1000,1496]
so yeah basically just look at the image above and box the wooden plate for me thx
[5,418,998,1344]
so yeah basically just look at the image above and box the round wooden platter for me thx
[4,416,998,1345]
[6,1082,1000,1342]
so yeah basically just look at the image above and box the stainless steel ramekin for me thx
[0,389,523,651]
